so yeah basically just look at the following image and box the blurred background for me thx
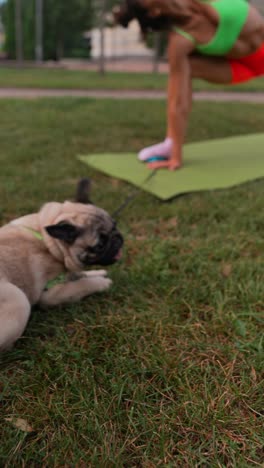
[0,0,263,75]
[0,0,170,74]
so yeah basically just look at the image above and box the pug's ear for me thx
[75,178,93,204]
[45,222,83,244]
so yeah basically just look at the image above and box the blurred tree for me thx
[43,0,93,60]
[35,0,43,62]
[92,0,107,74]
[2,0,93,60]
[1,0,16,58]
[15,0,23,62]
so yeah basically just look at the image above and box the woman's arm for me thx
[149,33,194,170]
[167,33,193,168]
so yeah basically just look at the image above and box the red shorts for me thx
[229,42,264,84]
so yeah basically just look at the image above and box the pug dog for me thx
[0,179,123,351]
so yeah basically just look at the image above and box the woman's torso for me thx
[175,0,264,59]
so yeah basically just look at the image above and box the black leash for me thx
[112,169,157,219]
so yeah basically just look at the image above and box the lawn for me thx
[0,98,263,466]
[0,66,264,92]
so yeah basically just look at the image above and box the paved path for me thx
[0,87,263,102]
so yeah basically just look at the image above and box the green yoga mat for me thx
[78,133,264,200]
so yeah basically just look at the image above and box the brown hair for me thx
[114,0,188,34]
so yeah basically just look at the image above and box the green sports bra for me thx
[174,0,249,56]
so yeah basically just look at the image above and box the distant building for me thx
[87,20,153,59]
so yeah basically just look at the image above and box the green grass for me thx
[0,98,263,466]
[0,66,264,91]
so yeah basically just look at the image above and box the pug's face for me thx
[44,179,124,270]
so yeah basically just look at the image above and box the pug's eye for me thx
[97,233,108,250]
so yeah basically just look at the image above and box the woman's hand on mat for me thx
[139,138,181,170]
[147,159,182,170]
[147,148,182,170]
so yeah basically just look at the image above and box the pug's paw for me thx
[87,276,113,294]
[83,270,108,278]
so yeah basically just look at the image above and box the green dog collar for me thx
[45,273,66,290]
[21,225,66,290]
[23,226,44,240]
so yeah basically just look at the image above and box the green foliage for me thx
[1,0,16,58]
[2,0,93,60]
[42,0,93,60]
[23,0,35,59]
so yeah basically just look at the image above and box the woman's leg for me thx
[190,54,232,83]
